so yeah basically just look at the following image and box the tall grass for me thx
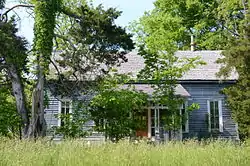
[0,138,249,166]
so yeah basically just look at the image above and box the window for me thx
[149,102,188,137]
[207,100,223,132]
[150,108,156,136]
[180,102,189,133]
[58,100,72,127]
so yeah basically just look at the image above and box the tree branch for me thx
[0,4,34,21]
[60,6,81,20]
[49,57,62,80]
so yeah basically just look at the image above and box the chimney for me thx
[190,35,195,51]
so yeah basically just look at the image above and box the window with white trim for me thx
[180,102,189,133]
[58,100,72,127]
[150,104,168,137]
[207,100,223,132]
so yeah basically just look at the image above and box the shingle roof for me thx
[117,51,238,81]
[120,84,190,97]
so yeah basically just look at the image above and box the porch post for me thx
[147,108,151,138]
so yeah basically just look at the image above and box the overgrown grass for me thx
[0,138,249,166]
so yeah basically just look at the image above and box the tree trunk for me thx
[7,64,29,137]
[27,66,46,138]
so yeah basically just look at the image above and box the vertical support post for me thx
[147,108,151,138]
[191,35,195,51]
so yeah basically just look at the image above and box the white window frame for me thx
[180,101,189,133]
[58,99,72,127]
[207,99,223,132]
[148,101,188,138]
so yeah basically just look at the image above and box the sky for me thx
[4,0,155,44]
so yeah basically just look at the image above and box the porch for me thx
[135,103,188,142]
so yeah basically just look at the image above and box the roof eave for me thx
[177,79,237,84]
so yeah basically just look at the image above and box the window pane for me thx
[181,108,186,132]
[210,101,214,116]
[210,101,220,130]
[61,108,65,114]
[151,128,155,136]
[160,109,167,127]
[215,101,219,117]
[215,117,219,129]
[211,121,214,129]
[66,108,70,114]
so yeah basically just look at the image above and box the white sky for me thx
[4,0,155,44]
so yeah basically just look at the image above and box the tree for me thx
[90,74,147,142]
[0,17,29,137]
[131,0,205,139]
[49,0,134,97]
[130,0,245,51]
[217,1,250,140]
[25,0,62,138]
[1,0,134,138]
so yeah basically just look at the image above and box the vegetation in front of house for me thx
[90,74,148,141]
[132,0,250,140]
[0,138,249,166]
[217,3,250,140]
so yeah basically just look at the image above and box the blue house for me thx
[44,50,239,141]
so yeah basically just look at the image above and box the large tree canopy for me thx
[0,0,134,138]
[49,0,134,97]
[131,0,245,51]
[217,1,250,139]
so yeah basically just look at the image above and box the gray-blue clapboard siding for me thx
[181,82,239,140]
[44,94,105,141]
[44,95,59,129]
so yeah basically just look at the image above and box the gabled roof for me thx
[117,51,238,81]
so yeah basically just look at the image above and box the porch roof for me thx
[120,84,190,97]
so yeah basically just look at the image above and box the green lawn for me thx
[0,138,249,166]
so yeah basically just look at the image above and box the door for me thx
[135,109,148,137]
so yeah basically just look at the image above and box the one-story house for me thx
[44,50,239,141]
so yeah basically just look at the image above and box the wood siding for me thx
[181,83,239,140]
[44,82,239,140]
[44,95,60,129]
[44,94,105,141]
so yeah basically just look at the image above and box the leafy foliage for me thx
[50,0,134,97]
[131,0,245,51]
[90,74,148,142]
[0,17,29,137]
[217,4,250,139]
[0,0,5,9]
[132,0,204,135]
[0,18,28,74]
[32,0,62,72]
[56,101,90,138]
[0,87,20,137]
